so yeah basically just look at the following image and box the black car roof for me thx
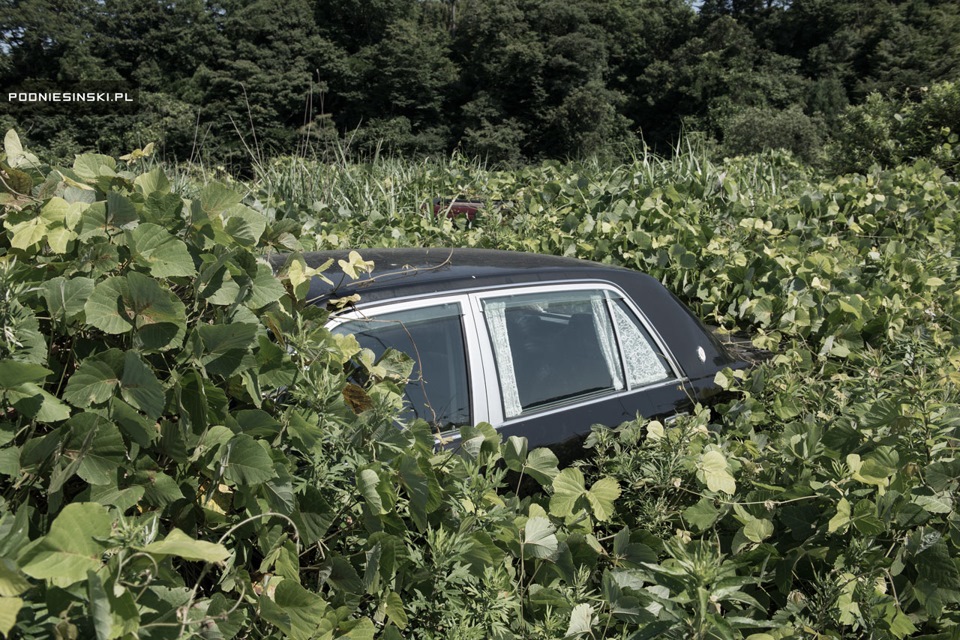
[271,247,641,305]
[268,247,743,378]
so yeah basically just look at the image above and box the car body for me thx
[284,248,746,455]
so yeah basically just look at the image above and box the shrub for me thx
[721,105,823,164]
[831,80,960,174]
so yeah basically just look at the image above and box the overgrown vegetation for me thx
[1,129,959,638]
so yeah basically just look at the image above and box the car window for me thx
[610,298,673,387]
[481,289,676,418]
[481,290,627,417]
[332,303,471,431]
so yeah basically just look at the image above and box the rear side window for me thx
[481,289,673,418]
[332,303,471,431]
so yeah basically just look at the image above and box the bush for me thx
[831,80,960,174]
[721,105,823,164]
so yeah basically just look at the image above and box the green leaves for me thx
[260,580,328,640]
[85,272,186,350]
[17,503,112,587]
[523,517,559,560]
[0,361,51,389]
[140,528,231,563]
[219,435,276,486]
[63,350,164,419]
[549,468,621,522]
[697,450,737,495]
[125,223,196,278]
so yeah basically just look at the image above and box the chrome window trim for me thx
[497,377,684,428]
[468,281,686,426]
[325,280,689,442]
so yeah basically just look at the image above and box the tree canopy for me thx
[1,0,958,168]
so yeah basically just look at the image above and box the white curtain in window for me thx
[613,302,671,386]
[484,301,522,417]
[591,296,625,391]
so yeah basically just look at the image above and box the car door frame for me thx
[326,293,493,430]
[326,279,694,446]
[467,280,690,435]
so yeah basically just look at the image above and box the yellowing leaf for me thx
[698,450,736,494]
[829,498,851,533]
[338,251,374,280]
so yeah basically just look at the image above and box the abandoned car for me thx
[284,248,747,451]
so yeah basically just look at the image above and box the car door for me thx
[469,283,690,454]
[328,296,489,434]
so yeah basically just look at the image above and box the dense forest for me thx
[1,0,959,169]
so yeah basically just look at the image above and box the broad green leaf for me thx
[585,477,621,522]
[566,603,595,637]
[611,528,656,567]
[7,216,48,250]
[105,192,138,228]
[63,359,120,408]
[246,264,286,309]
[502,436,528,472]
[524,516,559,560]
[684,498,720,532]
[67,412,126,486]
[87,569,112,640]
[38,197,82,228]
[3,129,23,162]
[743,518,774,543]
[551,468,587,518]
[42,276,95,322]
[358,468,384,514]
[89,483,145,511]
[0,559,30,596]
[338,250,375,279]
[260,580,327,640]
[18,502,112,587]
[698,450,737,494]
[120,351,165,419]
[141,528,230,563]
[85,277,135,334]
[9,385,70,422]
[0,361,51,389]
[222,204,267,246]
[526,448,560,486]
[829,498,851,533]
[126,223,196,278]
[73,154,117,181]
[0,596,23,638]
[914,493,954,514]
[220,435,276,486]
[85,273,187,350]
[384,591,408,630]
[196,323,258,377]
[125,271,187,350]
[134,167,170,196]
[852,499,885,536]
[398,454,441,530]
[200,183,243,215]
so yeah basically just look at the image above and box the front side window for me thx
[481,289,674,418]
[332,303,471,431]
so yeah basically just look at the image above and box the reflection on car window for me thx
[482,290,675,418]
[332,303,471,431]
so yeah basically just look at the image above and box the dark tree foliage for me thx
[1,0,958,167]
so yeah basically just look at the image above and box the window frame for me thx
[326,294,487,432]
[469,281,684,426]
[325,279,687,440]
